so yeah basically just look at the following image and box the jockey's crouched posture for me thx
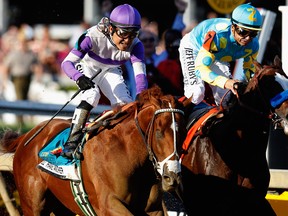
[178,3,262,106]
[61,4,148,159]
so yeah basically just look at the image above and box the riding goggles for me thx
[113,25,139,39]
[235,26,259,38]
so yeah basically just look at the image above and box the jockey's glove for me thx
[76,75,95,90]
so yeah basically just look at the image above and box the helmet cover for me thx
[110,4,141,30]
[231,4,262,30]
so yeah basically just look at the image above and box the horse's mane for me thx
[246,55,287,93]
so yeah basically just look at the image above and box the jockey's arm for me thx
[195,47,228,89]
[130,42,148,95]
[61,35,91,82]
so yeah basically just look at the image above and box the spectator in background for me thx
[101,0,113,17]
[138,29,161,88]
[69,0,113,49]
[157,29,184,96]
[0,25,19,55]
[156,0,188,65]
[2,37,42,124]
[0,25,19,98]
[32,25,68,84]
[18,23,34,41]
[172,0,188,32]
[68,21,91,48]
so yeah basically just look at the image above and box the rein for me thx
[134,103,184,178]
[228,77,283,128]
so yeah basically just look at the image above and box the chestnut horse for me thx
[0,86,187,216]
[180,56,288,216]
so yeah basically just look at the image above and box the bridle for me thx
[134,102,184,177]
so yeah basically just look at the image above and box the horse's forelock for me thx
[246,64,277,92]
[138,85,164,107]
[161,94,177,109]
[247,60,288,94]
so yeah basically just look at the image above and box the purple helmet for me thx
[110,4,141,30]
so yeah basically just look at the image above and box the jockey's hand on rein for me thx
[233,82,246,95]
[233,82,240,91]
[76,75,95,90]
[225,79,240,95]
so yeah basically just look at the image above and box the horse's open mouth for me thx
[161,163,183,193]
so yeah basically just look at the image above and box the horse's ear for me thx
[274,55,282,68]
[273,55,288,78]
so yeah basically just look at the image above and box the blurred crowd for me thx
[0,0,189,125]
[0,0,282,126]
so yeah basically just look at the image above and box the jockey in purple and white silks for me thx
[61,4,147,159]
[179,3,262,105]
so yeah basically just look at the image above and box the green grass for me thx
[0,123,35,135]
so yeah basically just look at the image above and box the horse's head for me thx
[136,85,186,193]
[243,56,288,134]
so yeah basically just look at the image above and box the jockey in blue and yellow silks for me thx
[179,3,262,105]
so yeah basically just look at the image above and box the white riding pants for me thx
[179,33,233,106]
[77,63,133,108]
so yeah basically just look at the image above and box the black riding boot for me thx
[62,101,93,160]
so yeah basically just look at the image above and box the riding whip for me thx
[24,69,102,146]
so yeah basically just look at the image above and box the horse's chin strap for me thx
[134,103,184,178]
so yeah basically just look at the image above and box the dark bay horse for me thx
[180,56,288,216]
[0,85,187,216]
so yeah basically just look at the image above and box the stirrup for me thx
[61,141,83,160]
[61,150,83,160]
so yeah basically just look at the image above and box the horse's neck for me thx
[225,102,271,147]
